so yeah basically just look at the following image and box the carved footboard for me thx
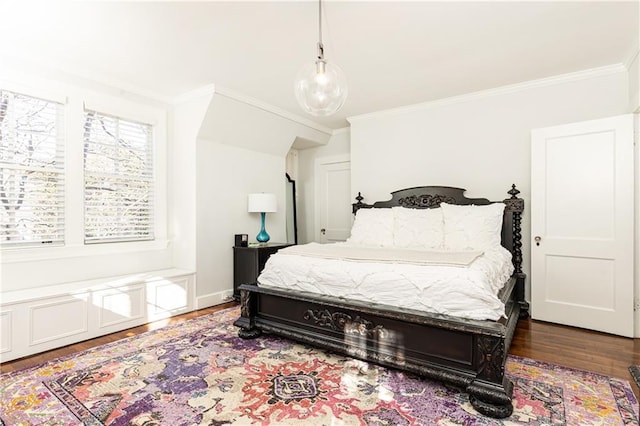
[234,279,521,419]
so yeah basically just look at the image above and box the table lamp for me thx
[248,193,277,243]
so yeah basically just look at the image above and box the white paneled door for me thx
[531,115,634,337]
[316,156,351,243]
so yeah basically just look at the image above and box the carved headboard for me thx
[352,185,524,276]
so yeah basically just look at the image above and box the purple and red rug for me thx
[1,307,637,425]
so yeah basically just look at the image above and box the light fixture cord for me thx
[317,0,324,60]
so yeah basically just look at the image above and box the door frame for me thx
[635,113,640,338]
[314,154,351,242]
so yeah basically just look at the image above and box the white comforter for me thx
[257,242,514,321]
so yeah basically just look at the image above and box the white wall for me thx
[193,93,330,307]
[297,130,351,243]
[348,66,630,303]
[169,88,215,273]
[195,142,286,303]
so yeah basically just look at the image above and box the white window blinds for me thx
[83,110,154,244]
[0,90,65,248]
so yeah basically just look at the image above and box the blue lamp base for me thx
[256,212,270,243]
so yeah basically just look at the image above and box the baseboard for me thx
[196,289,234,310]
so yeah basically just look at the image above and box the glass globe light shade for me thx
[294,59,348,116]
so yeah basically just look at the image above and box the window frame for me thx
[0,88,67,249]
[0,81,168,262]
[82,108,155,244]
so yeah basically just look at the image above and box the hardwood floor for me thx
[510,315,640,398]
[2,303,639,400]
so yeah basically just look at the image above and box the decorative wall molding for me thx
[2,59,334,137]
[1,54,174,105]
[347,64,628,124]
[97,285,145,329]
[148,276,191,317]
[29,297,89,346]
[0,311,12,353]
[1,269,195,362]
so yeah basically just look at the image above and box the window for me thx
[83,110,155,244]
[0,90,65,247]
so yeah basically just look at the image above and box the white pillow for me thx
[441,202,505,250]
[347,208,394,247]
[392,207,444,249]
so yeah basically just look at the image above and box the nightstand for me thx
[233,242,293,301]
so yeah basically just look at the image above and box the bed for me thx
[234,185,527,418]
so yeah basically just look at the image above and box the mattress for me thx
[257,243,514,321]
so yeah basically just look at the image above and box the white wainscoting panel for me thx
[30,296,89,346]
[0,268,196,362]
[147,276,190,319]
[97,284,146,329]
[0,311,12,353]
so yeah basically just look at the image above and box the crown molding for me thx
[213,86,334,136]
[331,126,351,136]
[348,64,627,124]
[0,75,68,105]
[1,54,174,105]
[1,55,336,135]
[171,84,217,105]
[50,65,175,106]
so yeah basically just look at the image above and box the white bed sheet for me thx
[257,243,515,321]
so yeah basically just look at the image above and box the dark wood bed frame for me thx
[234,185,528,418]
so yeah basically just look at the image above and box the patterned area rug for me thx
[1,307,637,425]
[630,366,640,390]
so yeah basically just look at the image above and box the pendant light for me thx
[294,0,348,116]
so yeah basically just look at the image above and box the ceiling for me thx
[0,1,637,130]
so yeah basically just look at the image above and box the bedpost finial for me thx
[508,184,520,199]
[352,192,367,215]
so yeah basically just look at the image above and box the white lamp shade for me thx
[248,193,277,213]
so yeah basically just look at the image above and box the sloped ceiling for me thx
[199,93,330,156]
[0,1,637,129]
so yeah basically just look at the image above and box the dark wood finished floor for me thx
[2,303,639,401]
